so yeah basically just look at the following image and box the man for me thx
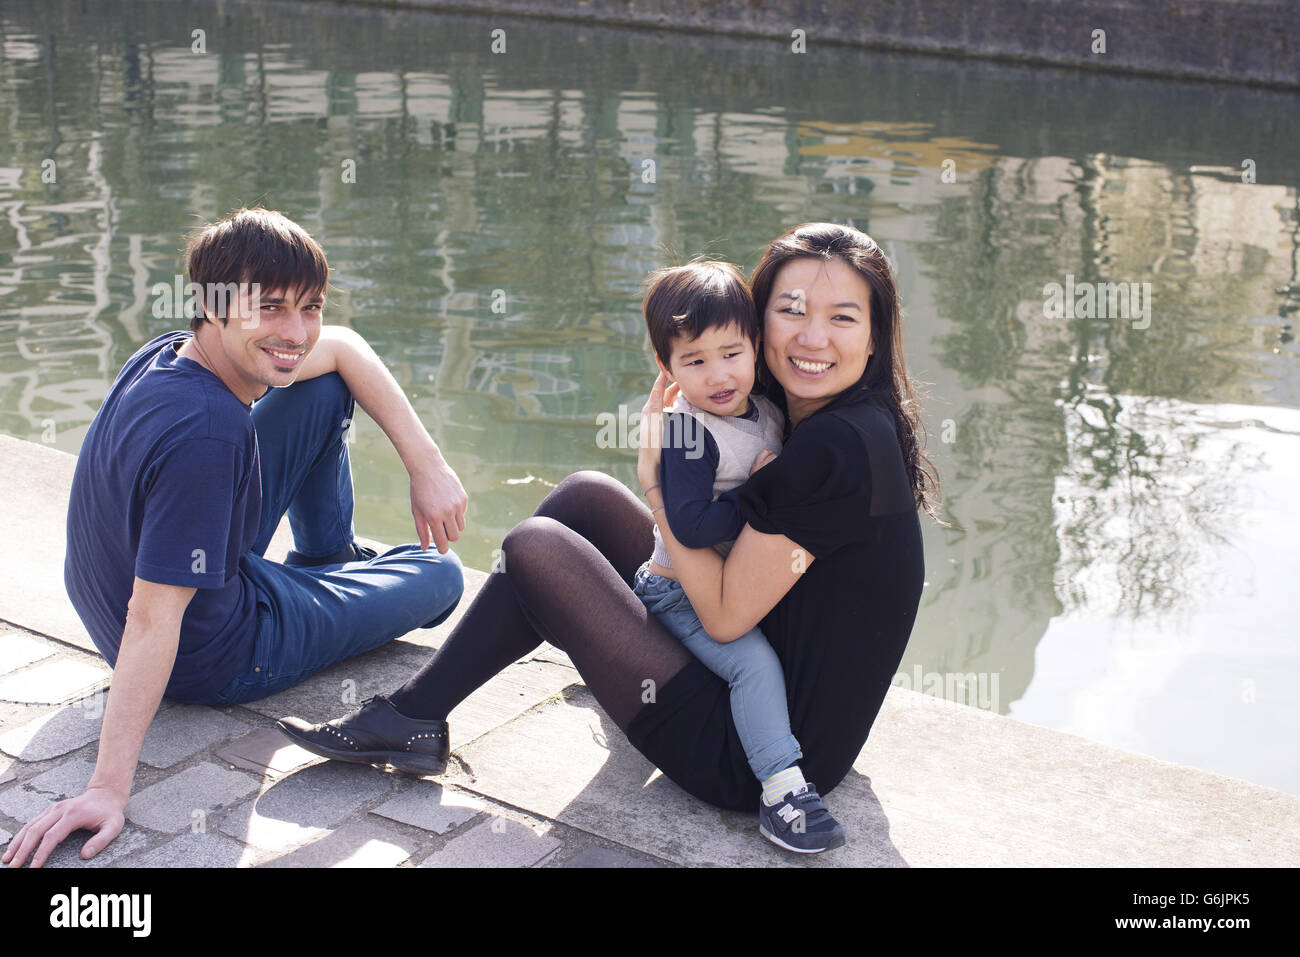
[3,207,467,868]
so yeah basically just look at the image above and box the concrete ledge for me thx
[442,683,1299,866]
[310,0,1300,88]
[1,431,1296,866]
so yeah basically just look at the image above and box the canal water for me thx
[1,0,1297,794]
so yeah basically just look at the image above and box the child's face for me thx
[657,321,757,416]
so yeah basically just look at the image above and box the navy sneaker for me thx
[758,783,847,854]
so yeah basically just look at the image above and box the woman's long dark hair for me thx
[749,223,941,521]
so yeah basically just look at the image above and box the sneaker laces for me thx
[786,784,836,826]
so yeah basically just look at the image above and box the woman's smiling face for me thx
[763,256,873,424]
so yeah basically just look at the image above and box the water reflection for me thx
[1,0,1297,793]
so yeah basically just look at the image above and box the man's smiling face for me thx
[206,283,324,402]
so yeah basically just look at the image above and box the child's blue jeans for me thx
[632,560,801,782]
[203,372,463,706]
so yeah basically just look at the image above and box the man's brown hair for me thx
[184,207,329,332]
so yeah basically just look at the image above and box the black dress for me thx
[625,385,926,811]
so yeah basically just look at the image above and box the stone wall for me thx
[311,0,1300,87]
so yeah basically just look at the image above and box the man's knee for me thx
[406,544,464,590]
[293,369,349,397]
[253,370,352,422]
[401,546,464,628]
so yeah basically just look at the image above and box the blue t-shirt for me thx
[64,330,261,701]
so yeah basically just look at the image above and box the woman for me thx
[278,222,937,819]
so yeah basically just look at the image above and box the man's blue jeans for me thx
[206,372,463,706]
[632,560,801,782]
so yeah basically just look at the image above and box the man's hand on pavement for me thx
[2,786,127,868]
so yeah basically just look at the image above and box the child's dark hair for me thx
[185,206,329,332]
[641,259,760,368]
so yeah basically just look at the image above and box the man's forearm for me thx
[330,327,442,476]
[87,618,180,799]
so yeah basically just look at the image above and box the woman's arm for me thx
[639,372,812,641]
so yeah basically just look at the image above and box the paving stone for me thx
[44,826,154,869]
[0,700,44,733]
[125,763,261,834]
[0,826,9,845]
[215,726,322,779]
[0,753,14,785]
[368,782,483,834]
[560,845,661,868]
[0,782,60,823]
[419,817,562,868]
[0,658,111,704]
[218,761,393,851]
[22,756,99,795]
[0,631,55,673]
[125,830,258,868]
[138,705,250,769]
[262,819,422,867]
[0,703,102,761]
[0,758,96,820]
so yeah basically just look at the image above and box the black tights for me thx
[387,471,694,730]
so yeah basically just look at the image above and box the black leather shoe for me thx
[276,695,449,775]
[284,542,379,567]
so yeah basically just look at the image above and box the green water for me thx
[1,0,1297,794]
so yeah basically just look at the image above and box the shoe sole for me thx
[759,823,847,854]
[275,721,447,776]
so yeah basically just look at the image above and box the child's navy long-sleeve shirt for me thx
[658,401,759,549]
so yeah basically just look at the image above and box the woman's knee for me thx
[537,470,629,521]
[500,515,567,573]
[555,469,621,495]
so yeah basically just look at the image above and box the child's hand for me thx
[749,449,777,475]
[638,371,683,494]
[664,379,681,409]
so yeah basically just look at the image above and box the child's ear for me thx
[654,353,672,378]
